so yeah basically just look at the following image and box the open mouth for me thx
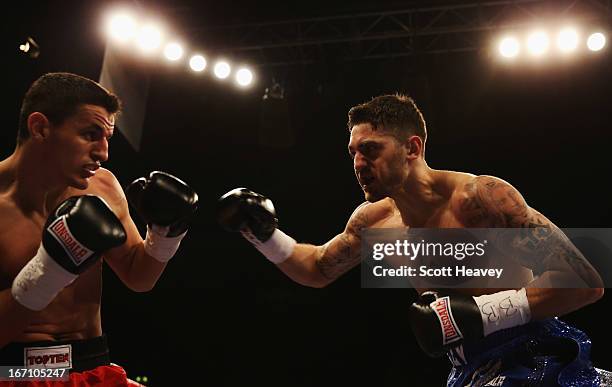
[360,175,375,188]
[82,164,100,177]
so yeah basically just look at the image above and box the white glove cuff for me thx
[241,228,296,264]
[12,245,78,311]
[473,288,531,337]
[144,225,187,263]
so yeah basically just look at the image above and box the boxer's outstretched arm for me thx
[472,175,604,319]
[277,203,370,288]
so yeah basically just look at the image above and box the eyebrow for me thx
[88,124,114,139]
[348,140,379,153]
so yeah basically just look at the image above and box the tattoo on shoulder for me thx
[459,181,490,226]
[462,176,531,227]
[472,177,600,285]
[315,211,369,280]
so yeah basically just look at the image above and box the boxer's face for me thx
[46,104,114,189]
[349,123,407,202]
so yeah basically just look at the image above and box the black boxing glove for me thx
[409,289,531,358]
[12,195,127,311]
[217,188,295,263]
[127,171,198,262]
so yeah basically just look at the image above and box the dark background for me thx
[4,1,612,385]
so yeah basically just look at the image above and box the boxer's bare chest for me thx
[0,194,103,341]
[0,202,46,289]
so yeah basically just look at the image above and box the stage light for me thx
[499,36,520,58]
[136,23,163,52]
[527,30,549,56]
[164,42,183,61]
[214,61,231,79]
[236,68,254,87]
[189,55,207,72]
[587,32,606,51]
[18,36,40,59]
[106,12,137,43]
[557,27,579,53]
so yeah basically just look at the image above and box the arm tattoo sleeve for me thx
[475,176,602,287]
[315,211,369,280]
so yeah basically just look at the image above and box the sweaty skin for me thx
[0,104,165,344]
[0,169,124,341]
[275,123,603,320]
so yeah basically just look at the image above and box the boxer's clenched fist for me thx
[217,188,295,264]
[216,188,277,242]
[127,171,198,262]
[12,195,126,311]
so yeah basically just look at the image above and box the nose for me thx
[353,152,367,174]
[92,138,109,163]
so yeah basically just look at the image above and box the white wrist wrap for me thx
[241,228,296,264]
[11,245,78,311]
[473,288,531,337]
[144,225,187,263]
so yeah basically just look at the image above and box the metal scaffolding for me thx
[185,0,611,66]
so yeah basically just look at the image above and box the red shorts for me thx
[0,363,144,386]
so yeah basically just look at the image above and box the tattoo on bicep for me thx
[477,179,599,285]
[315,212,369,279]
[515,221,598,284]
[504,204,598,285]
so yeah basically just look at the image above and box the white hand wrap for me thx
[241,228,296,264]
[11,245,78,311]
[473,288,531,337]
[144,225,187,263]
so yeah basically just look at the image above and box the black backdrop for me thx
[4,1,612,385]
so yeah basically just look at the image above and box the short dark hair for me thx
[347,94,427,144]
[17,72,121,145]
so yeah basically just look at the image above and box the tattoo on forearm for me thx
[316,212,368,279]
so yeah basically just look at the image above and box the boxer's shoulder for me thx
[348,198,399,230]
[65,168,126,215]
[87,168,122,194]
[450,174,516,226]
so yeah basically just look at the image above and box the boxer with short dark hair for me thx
[0,73,198,386]
[219,94,605,386]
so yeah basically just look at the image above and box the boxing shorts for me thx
[0,335,142,386]
[446,318,602,386]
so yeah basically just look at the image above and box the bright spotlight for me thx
[499,36,520,58]
[164,42,183,61]
[189,55,207,72]
[527,31,550,56]
[136,23,163,52]
[18,37,40,59]
[214,61,231,79]
[236,68,254,87]
[587,32,606,51]
[107,12,137,43]
[557,27,579,53]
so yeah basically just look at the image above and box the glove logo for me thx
[431,296,463,345]
[48,217,94,265]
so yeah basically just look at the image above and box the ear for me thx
[27,112,51,141]
[404,135,423,160]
